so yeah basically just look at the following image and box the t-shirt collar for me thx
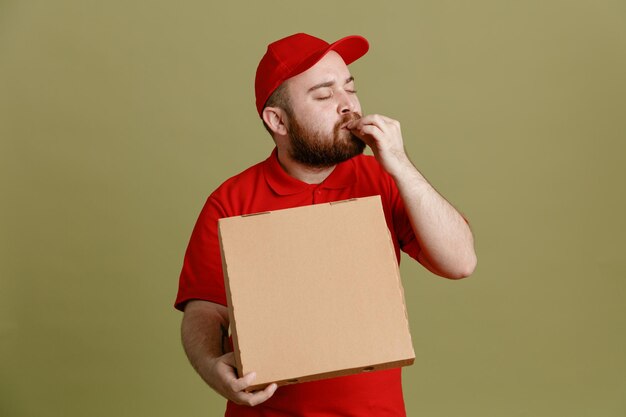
[263,148,357,196]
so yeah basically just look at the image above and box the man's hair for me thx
[261,82,292,134]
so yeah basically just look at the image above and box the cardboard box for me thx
[218,196,415,391]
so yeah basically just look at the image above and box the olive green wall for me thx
[1,0,625,416]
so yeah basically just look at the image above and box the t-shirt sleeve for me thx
[174,195,228,311]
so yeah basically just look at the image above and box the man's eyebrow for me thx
[307,76,355,93]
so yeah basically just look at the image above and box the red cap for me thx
[255,33,369,117]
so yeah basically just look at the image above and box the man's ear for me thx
[262,107,288,136]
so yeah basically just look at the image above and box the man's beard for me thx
[286,111,365,168]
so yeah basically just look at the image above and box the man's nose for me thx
[337,91,357,114]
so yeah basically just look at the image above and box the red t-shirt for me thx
[176,149,421,416]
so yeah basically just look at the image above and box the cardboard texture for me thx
[218,196,415,391]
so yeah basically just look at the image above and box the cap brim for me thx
[289,35,369,81]
[327,35,370,66]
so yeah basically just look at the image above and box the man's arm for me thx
[181,300,277,406]
[347,115,477,278]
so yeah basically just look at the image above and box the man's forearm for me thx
[346,114,477,278]
[391,157,477,279]
[181,301,230,384]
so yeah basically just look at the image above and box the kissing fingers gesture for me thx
[346,114,411,178]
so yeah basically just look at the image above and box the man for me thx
[175,33,476,416]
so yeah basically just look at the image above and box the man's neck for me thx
[276,148,336,185]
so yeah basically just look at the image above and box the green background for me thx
[1,0,625,416]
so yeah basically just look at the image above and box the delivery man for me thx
[175,33,477,417]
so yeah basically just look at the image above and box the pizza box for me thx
[218,195,415,390]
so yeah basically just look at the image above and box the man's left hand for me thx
[346,114,411,178]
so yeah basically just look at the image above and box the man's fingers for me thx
[350,124,384,144]
[208,352,278,407]
[249,383,278,406]
[357,125,382,136]
[233,383,278,407]
[379,114,400,126]
[347,114,401,134]
[347,114,390,130]
[229,371,257,393]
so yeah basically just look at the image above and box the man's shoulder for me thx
[211,157,268,199]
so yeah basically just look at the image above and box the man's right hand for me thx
[203,352,278,407]
[181,300,278,407]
